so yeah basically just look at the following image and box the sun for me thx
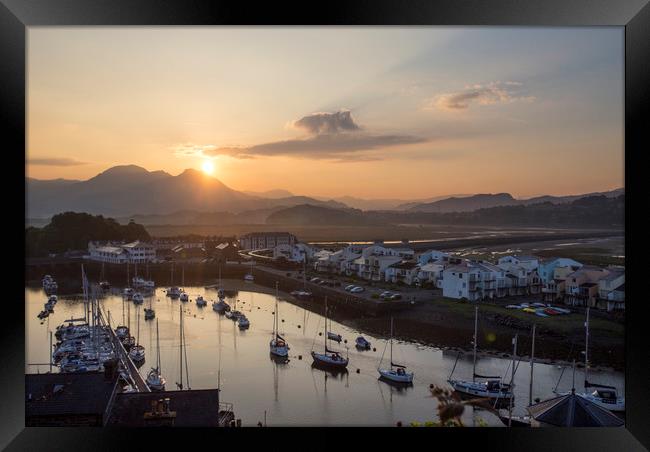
[201,160,215,175]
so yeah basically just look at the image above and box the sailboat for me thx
[179,266,189,302]
[499,327,534,427]
[212,266,230,313]
[311,297,348,369]
[558,307,625,412]
[128,303,145,364]
[237,314,250,329]
[146,319,166,391]
[196,295,207,307]
[123,261,133,300]
[225,297,242,320]
[244,260,254,282]
[291,257,312,298]
[378,317,414,384]
[122,299,136,351]
[447,306,513,407]
[167,263,181,299]
[176,303,191,390]
[99,262,110,291]
[270,282,289,357]
[115,296,130,340]
[144,293,155,320]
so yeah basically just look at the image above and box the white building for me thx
[88,240,156,264]
[417,249,449,265]
[385,261,420,285]
[417,260,447,287]
[442,260,507,301]
[273,243,315,263]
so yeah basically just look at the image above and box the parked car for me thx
[310,277,320,283]
[379,291,393,299]
[344,284,356,291]
[319,280,328,285]
[350,286,365,293]
[389,293,402,300]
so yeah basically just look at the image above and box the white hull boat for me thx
[196,296,207,307]
[379,368,414,384]
[180,292,189,302]
[146,368,166,391]
[311,351,349,368]
[128,344,145,362]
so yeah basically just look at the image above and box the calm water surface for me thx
[26,284,624,426]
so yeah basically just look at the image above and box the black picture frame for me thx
[3,0,648,449]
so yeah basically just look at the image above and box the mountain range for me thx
[26,165,623,221]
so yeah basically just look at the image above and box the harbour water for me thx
[26,284,624,426]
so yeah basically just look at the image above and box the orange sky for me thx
[27,27,624,199]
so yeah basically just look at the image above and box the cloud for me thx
[27,157,87,166]
[290,110,360,135]
[426,81,535,111]
[175,110,427,161]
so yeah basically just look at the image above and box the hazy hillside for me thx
[26,166,348,217]
[407,193,517,213]
[266,204,373,226]
[267,195,624,229]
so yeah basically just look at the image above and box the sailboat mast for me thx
[324,296,328,350]
[509,334,518,427]
[126,261,129,286]
[390,317,394,369]
[156,318,161,372]
[275,282,279,336]
[584,307,590,385]
[179,303,183,390]
[529,323,536,406]
[472,305,478,383]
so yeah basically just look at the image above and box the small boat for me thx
[519,303,530,308]
[122,335,136,351]
[534,310,548,317]
[355,336,371,350]
[48,295,58,304]
[531,302,546,308]
[212,299,230,313]
[132,292,144,304]
[146,319,166,391]
[327,332,342,343]
[115,325,129,340]
[100,281,110,291]
[129,344,145,362]
[196,296,207,307]
[144,308,155,320]
[544,307,560,315]
[447,306,514,407]
[237,315,250,329]
[44,301,55,312]
[225,310,242,321]
[498,412,532,427]
[180,292,189,302]
[244,260,254,281]
[37,310,49,319]
[311,297,348,369]
[522,307,536,314]
[270,282,290,357]
[123,287,134,300]
[167,287,181,299]
[377,317,413,384]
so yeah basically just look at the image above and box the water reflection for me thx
[25,284,624,426]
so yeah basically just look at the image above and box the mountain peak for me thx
[99,164,150,175]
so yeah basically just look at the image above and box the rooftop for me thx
[527,393,624,427]
[26,372,117,419]
[106,389,222,427]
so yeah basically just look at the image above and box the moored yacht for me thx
[377,317,413,384]
[180,292,189,302]
[146,319,166,391]
[196,295,207,307]
[311,296,348,369]
[132,292,144,304]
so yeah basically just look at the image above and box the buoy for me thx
[281,319,285,322]
[396,421,403,427]
[356,368,360,373]
[372,347,376,352]
[297,325,301,328]
[298,355,302,360]
[429,383,434,389]
[319,332,322,336]
[344,339,347,344]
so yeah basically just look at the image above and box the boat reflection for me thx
[311,361,349,379]
[378,375,414,389]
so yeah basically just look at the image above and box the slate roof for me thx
[26,372,117,418]
[527,392,624,427]
[106,389,221,427]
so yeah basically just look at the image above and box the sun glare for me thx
[201,160,215,175]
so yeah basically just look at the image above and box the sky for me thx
[27,27,624,199]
